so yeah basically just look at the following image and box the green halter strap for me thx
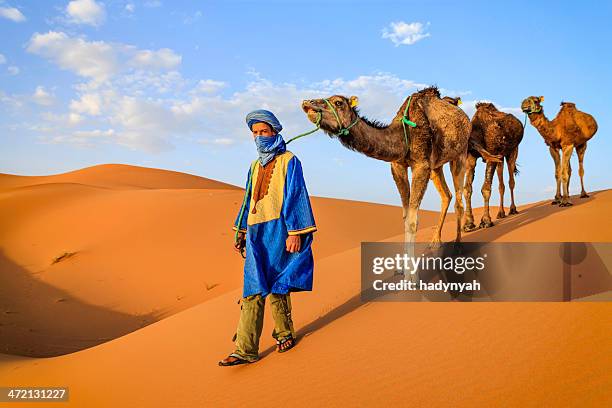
[285,111,322,144]
[323,98,360,137]
[401,95,417,148]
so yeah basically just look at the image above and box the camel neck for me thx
[528,111,555,142]
[336,117,407,162]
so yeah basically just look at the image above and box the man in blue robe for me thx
[219,109,317,366]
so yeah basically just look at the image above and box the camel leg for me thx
[450,158,466,242]
[391,162,418,281]
[401,163,430,282]
[507,147,519,215]
[405,163,430,242]
[559,145,574,207]
[429,166,452,247]
[576,143,589,198]
[463,154,478,232]
[479,161,497,228]
[390,162,410,220]
[549,147,562,205]
[496,159,506,219]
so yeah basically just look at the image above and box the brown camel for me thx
[462,102,524,230]
[301,87,496,246]
[521,96,598,206]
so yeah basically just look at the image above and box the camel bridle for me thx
[320,98,361,137]
[522,98,542,128]
[523,98,542,115]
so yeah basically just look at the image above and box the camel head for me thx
[442,96,462,106]
[521,96,544,114]
[301,95,360,137]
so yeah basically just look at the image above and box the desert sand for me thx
[0,163,610,407]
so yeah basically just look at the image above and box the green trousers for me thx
[232,293,295,362]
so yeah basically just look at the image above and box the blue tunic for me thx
[233,151,317,298]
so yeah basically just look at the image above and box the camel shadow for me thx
[257,191,605,358]
[462,191,599,242]
[0,249,160,359]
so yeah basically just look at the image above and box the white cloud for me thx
[192,79,226,94]
[7,66,19,75]
[0,90,23,108]
[42,111,84,126]
[27,31,182,84]
[382,21,430,46]
[47,128,115,148]
[0,6,26,22]
[66,0,106,27]
[125,3,135,13]
[69,112,84,124]
[0,54,6,64]
[130,48,181,70]
[27,31,118,82]
[70,93,102,115]
[33,86,55,106]
[116,70,185,94]
[107,96,185,152]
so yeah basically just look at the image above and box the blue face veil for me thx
[246,109,286,166]
[254,133,287,166]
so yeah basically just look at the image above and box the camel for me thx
[301,87,499,246]
[521,96,598,206]
[461,102,524,230]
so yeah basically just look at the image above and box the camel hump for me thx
[475,102,498,111]
[416,86,441,98]
[560,101,576,109]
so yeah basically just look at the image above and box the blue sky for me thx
[1,0,610,209]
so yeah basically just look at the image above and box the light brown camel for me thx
[462,102,524,230]
[302,87,498,246]
[521,96,598,206]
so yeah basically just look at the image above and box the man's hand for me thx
[234,231,246,254]
[286,235,301,253]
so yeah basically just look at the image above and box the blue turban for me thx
[246,109,283,133]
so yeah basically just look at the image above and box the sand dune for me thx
[0,163,237,190]
[0,164,610,407]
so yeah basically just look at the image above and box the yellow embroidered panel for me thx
[247,151,294,226]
